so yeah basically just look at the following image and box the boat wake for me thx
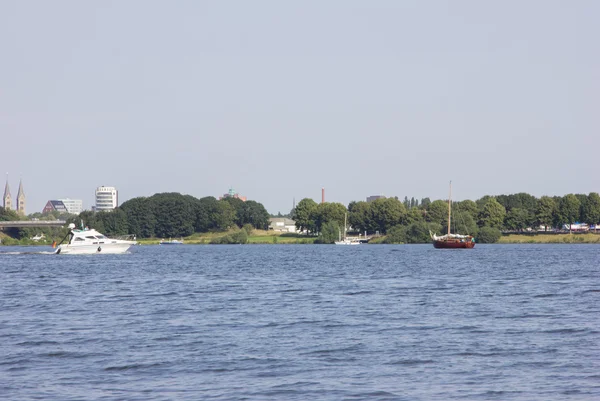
[0,251,57,255]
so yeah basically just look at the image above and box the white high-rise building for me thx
[59,198,84,214]
[95,186,118,211]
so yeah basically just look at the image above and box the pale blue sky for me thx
[1,1,598,214]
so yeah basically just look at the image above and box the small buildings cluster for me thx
[43,186,118,214]
[2,175,119,216]
[268,217,296,233]
[45,186,118,213]
[43,199,83,215]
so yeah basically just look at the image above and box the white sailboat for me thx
[335,213,361,245]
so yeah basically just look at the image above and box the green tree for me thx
[211,228,248,244]
[194,196,219,232]
[444,210,478,236]
[369,197,406,234]
[504,208,532,231]
[477,226,502,243]
[213,200,236,231]
[405,221,442,243]
[222,196,245,227]
[476,195,495,211]
[314,202,347,233]
[348,201,371,233]
[120,197,156,238]
[535,196,557,230]
[478,198,506,228]
[382,225,406,244]
[239,200,270,229]
[149,193,196,237]
[294,198,318,234]
[454,200,478,220]
[403,196,410,209]
[558,194,581,232]
[242,223,254,236]
[582,192,600,226]
[98,209,129,237]
[0,207,19,221]
[425,200,448,226]
[315,220,340,244]
[76,210,105,233]
[496,193,537,214]
[230,229,248,244]
[403,207,426,225]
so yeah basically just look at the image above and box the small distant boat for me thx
[335,213,361,245]
[30,233,46,241]
[159,238,183,245]
[430,181,475,249]
[54,223,137,254]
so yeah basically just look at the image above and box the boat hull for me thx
[56,243,134,254]
[433,240,475,249]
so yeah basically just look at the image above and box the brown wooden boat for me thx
[430,181,475,249]
[433,235,475,249]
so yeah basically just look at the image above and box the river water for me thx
[1,244,599,400]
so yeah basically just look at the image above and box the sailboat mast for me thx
[447,181,452,236]
[344,213,347,239]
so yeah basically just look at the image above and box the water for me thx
[1,244,599,400]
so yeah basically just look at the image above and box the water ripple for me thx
[1,244,599,400]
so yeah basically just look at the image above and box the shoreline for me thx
[3,233,600,246]
[497,233,600,244]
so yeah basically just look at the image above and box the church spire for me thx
[17,179,24,198]
[3,173,12,210]
[16,178,26,215]
[3,174,10,198]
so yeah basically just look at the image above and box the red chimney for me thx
[321,187,325,204]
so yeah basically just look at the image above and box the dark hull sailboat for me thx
[433,236,475,249]
[430,181,475,249]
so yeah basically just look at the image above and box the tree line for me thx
[68,193,271,238]
[292,192,600,243]
[3,191,599,244]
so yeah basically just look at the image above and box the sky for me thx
[1,0,599,215]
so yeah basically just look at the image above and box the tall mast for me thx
[344,213,347,239]
[447,181,452,235]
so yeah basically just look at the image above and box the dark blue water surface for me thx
[1,244,599,400]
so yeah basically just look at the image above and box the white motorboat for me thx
[54,224,137,254]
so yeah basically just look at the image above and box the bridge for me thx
[0,220,66,229]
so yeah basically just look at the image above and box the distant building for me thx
[43,200,68,214]
[3,177,11,210]
[95,186,118,211]
[59,198,83,215]
[219,187,247,202]
[366,195,386,202]
[269,217,297,233]
[16,179,25,215]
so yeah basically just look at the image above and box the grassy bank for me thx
[136,230,316,245]
[0,232,55,246]
[5,230,598,246]
[498,233,600,244]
